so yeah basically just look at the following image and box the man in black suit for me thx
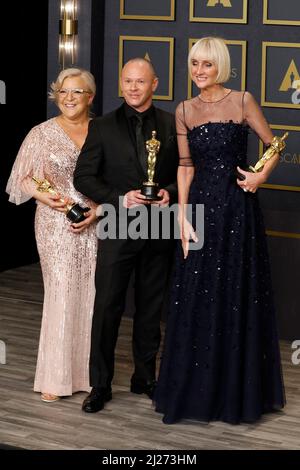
[74,58,178,413]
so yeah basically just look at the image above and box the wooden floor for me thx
[0,263,299,450]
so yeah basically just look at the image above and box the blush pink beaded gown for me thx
[6,118,97,396]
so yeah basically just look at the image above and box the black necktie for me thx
[135,114,147,174]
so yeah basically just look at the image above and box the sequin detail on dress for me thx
[155,92,285,424]
[6,118,97,396]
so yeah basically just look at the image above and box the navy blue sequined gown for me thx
[155,91,285,424]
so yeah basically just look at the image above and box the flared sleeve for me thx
[6,125,45,205]
[176,102,194,167]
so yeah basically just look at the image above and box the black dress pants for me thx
[89,238,173,388]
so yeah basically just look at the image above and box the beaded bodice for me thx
[187,121,248,180]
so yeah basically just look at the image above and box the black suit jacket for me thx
[73,104,179,210]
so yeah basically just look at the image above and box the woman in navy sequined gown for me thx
[154,37,285,425]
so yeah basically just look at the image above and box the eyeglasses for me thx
[57,88,91,96]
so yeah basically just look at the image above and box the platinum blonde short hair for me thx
[188,37,231,85]
[49,68,96,101]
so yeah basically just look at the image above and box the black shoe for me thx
[130,379,157,399]
[82,387,112,413]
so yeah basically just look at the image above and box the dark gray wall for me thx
[1,2,48,272]
[47,0,300,339]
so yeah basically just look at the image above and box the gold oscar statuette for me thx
[32,176,89,223]
[237,132,289,180]
[140,130,163,201]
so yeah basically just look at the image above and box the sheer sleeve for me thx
[176,102,194,167]
[243,92,273,145]
[6,126,45,205]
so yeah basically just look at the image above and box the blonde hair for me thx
[188,37,231,84]
[49,68,96,101]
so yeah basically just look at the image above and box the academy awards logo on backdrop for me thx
[0,80,6,104]
[119,36,174,100]
[189,0,248,23]
[207,0,232,6]
[279,60,300,105]
[187,39,247,98]
[262,42,300,109]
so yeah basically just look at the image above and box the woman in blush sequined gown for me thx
[6,69,99,402]
[154,38,285,424]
